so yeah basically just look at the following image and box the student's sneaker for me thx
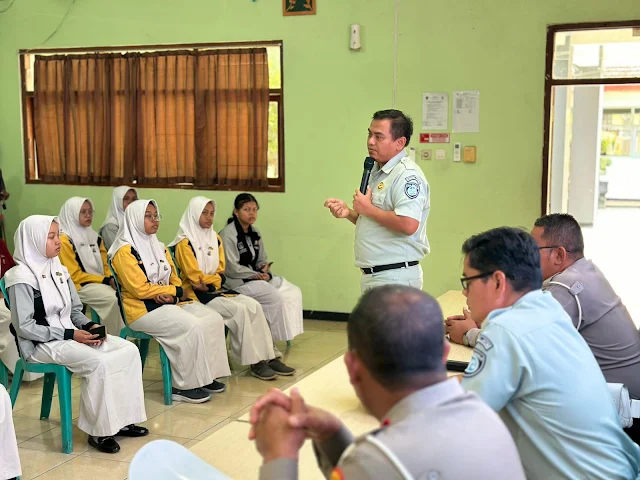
[201,380,226,394]
[250,361,278,381]
[171,388,211,404]
[269,358,296,376]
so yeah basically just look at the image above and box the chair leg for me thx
[286,340,291,348]
[91,309,101,324]
[139,338,150,371]
[40,372,56,419]
[57,368,73,454]
[159,346,173,406]
[0,361,8,389]
[9,361,25,407]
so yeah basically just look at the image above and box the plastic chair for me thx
[0,360,8,388]
[0,277,74,454]
[108,259,173,405]
[129,439,231,480]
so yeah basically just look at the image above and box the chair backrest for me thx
[0,277,8,308]
[167,246,182,278]
[108,258,133,328]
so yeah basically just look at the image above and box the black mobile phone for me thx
[446,360,469,373]
[92,325,107,340]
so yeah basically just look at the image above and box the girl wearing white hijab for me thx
[170,197,295,380]
[5,215,147,454]
[220,194,304,341]
[58,197,125,335]
[100,186,138,250]
[108,200,230,404]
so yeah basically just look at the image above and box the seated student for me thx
[6,215,147,454]
[169,197,295,380]
[458,227,640,479]
[219,194,303,343]
[100,186,138,250]
[109,199,230,404]
[58,197,125,335]
[0,240,42,381]
[0,384,21,480]
[250,286,525,479]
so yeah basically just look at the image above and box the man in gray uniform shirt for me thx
[250,285,525,480]
[324,110,430,293]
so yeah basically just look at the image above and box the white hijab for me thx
[58,197,103,276]
[101,185,138,231]
[169,197,220,275]
[4,215,75,331]
[108,199,171,285]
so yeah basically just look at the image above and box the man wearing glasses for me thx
[447,215,640,403]
[457,226,640,479]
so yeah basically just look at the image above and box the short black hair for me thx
[533,214,584,257]
[462,227,542,293]
[227,193,259,224]
[372,109,413,146]
[347,285,444,388]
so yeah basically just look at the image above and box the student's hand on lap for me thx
[109,278,117,290]
[73,329,101,346]
[445,308,476,344]
[179,291,189,302]
[193,277,209,292]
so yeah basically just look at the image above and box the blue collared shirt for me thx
[462,289,640,480]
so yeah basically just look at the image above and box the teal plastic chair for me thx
[108,259,173,405]
[0,277,74,454]
[0,359,8,388]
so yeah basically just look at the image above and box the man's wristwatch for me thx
[462,329,471,347]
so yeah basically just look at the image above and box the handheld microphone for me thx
[360,157,375,194]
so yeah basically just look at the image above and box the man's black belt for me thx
[361,261,419,275]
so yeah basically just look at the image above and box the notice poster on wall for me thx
[452,91,480,133]
[422,93,448,130]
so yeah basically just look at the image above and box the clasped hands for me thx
[324,187,374,218]
[249,388,342,464]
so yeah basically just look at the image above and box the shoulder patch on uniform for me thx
[569,281,584,295]
[463,350,486,378]
[476,334,493,351]
[405,174,419,182]
[330,467,345,480]
[404,179,420,199]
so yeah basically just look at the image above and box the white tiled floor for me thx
[8,319,347,480]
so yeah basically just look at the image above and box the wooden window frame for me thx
[541,20,640,214]
[19,40,285,192]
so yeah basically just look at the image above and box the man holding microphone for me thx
[324,109,430,292]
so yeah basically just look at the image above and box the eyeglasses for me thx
[79,209,95,216]
[538,246,575,253]
[144,214,162,222]
[460,271,495,291]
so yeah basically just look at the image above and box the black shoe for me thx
[171,387,212,403]
[117,424,149,437]
[201,380,226,394]
[269,358,296,376]
[250,361,278,380]
[88,435,121,454]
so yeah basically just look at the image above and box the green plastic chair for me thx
[108,259,173,405]
[0,359,8,388]
[0,277,74,454]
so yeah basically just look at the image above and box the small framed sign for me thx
[283,0,315,16]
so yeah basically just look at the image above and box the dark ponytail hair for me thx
[227,193,260,224]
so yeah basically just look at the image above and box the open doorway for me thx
[542,22,640,324]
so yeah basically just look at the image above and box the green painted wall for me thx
[0,0,638,312]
